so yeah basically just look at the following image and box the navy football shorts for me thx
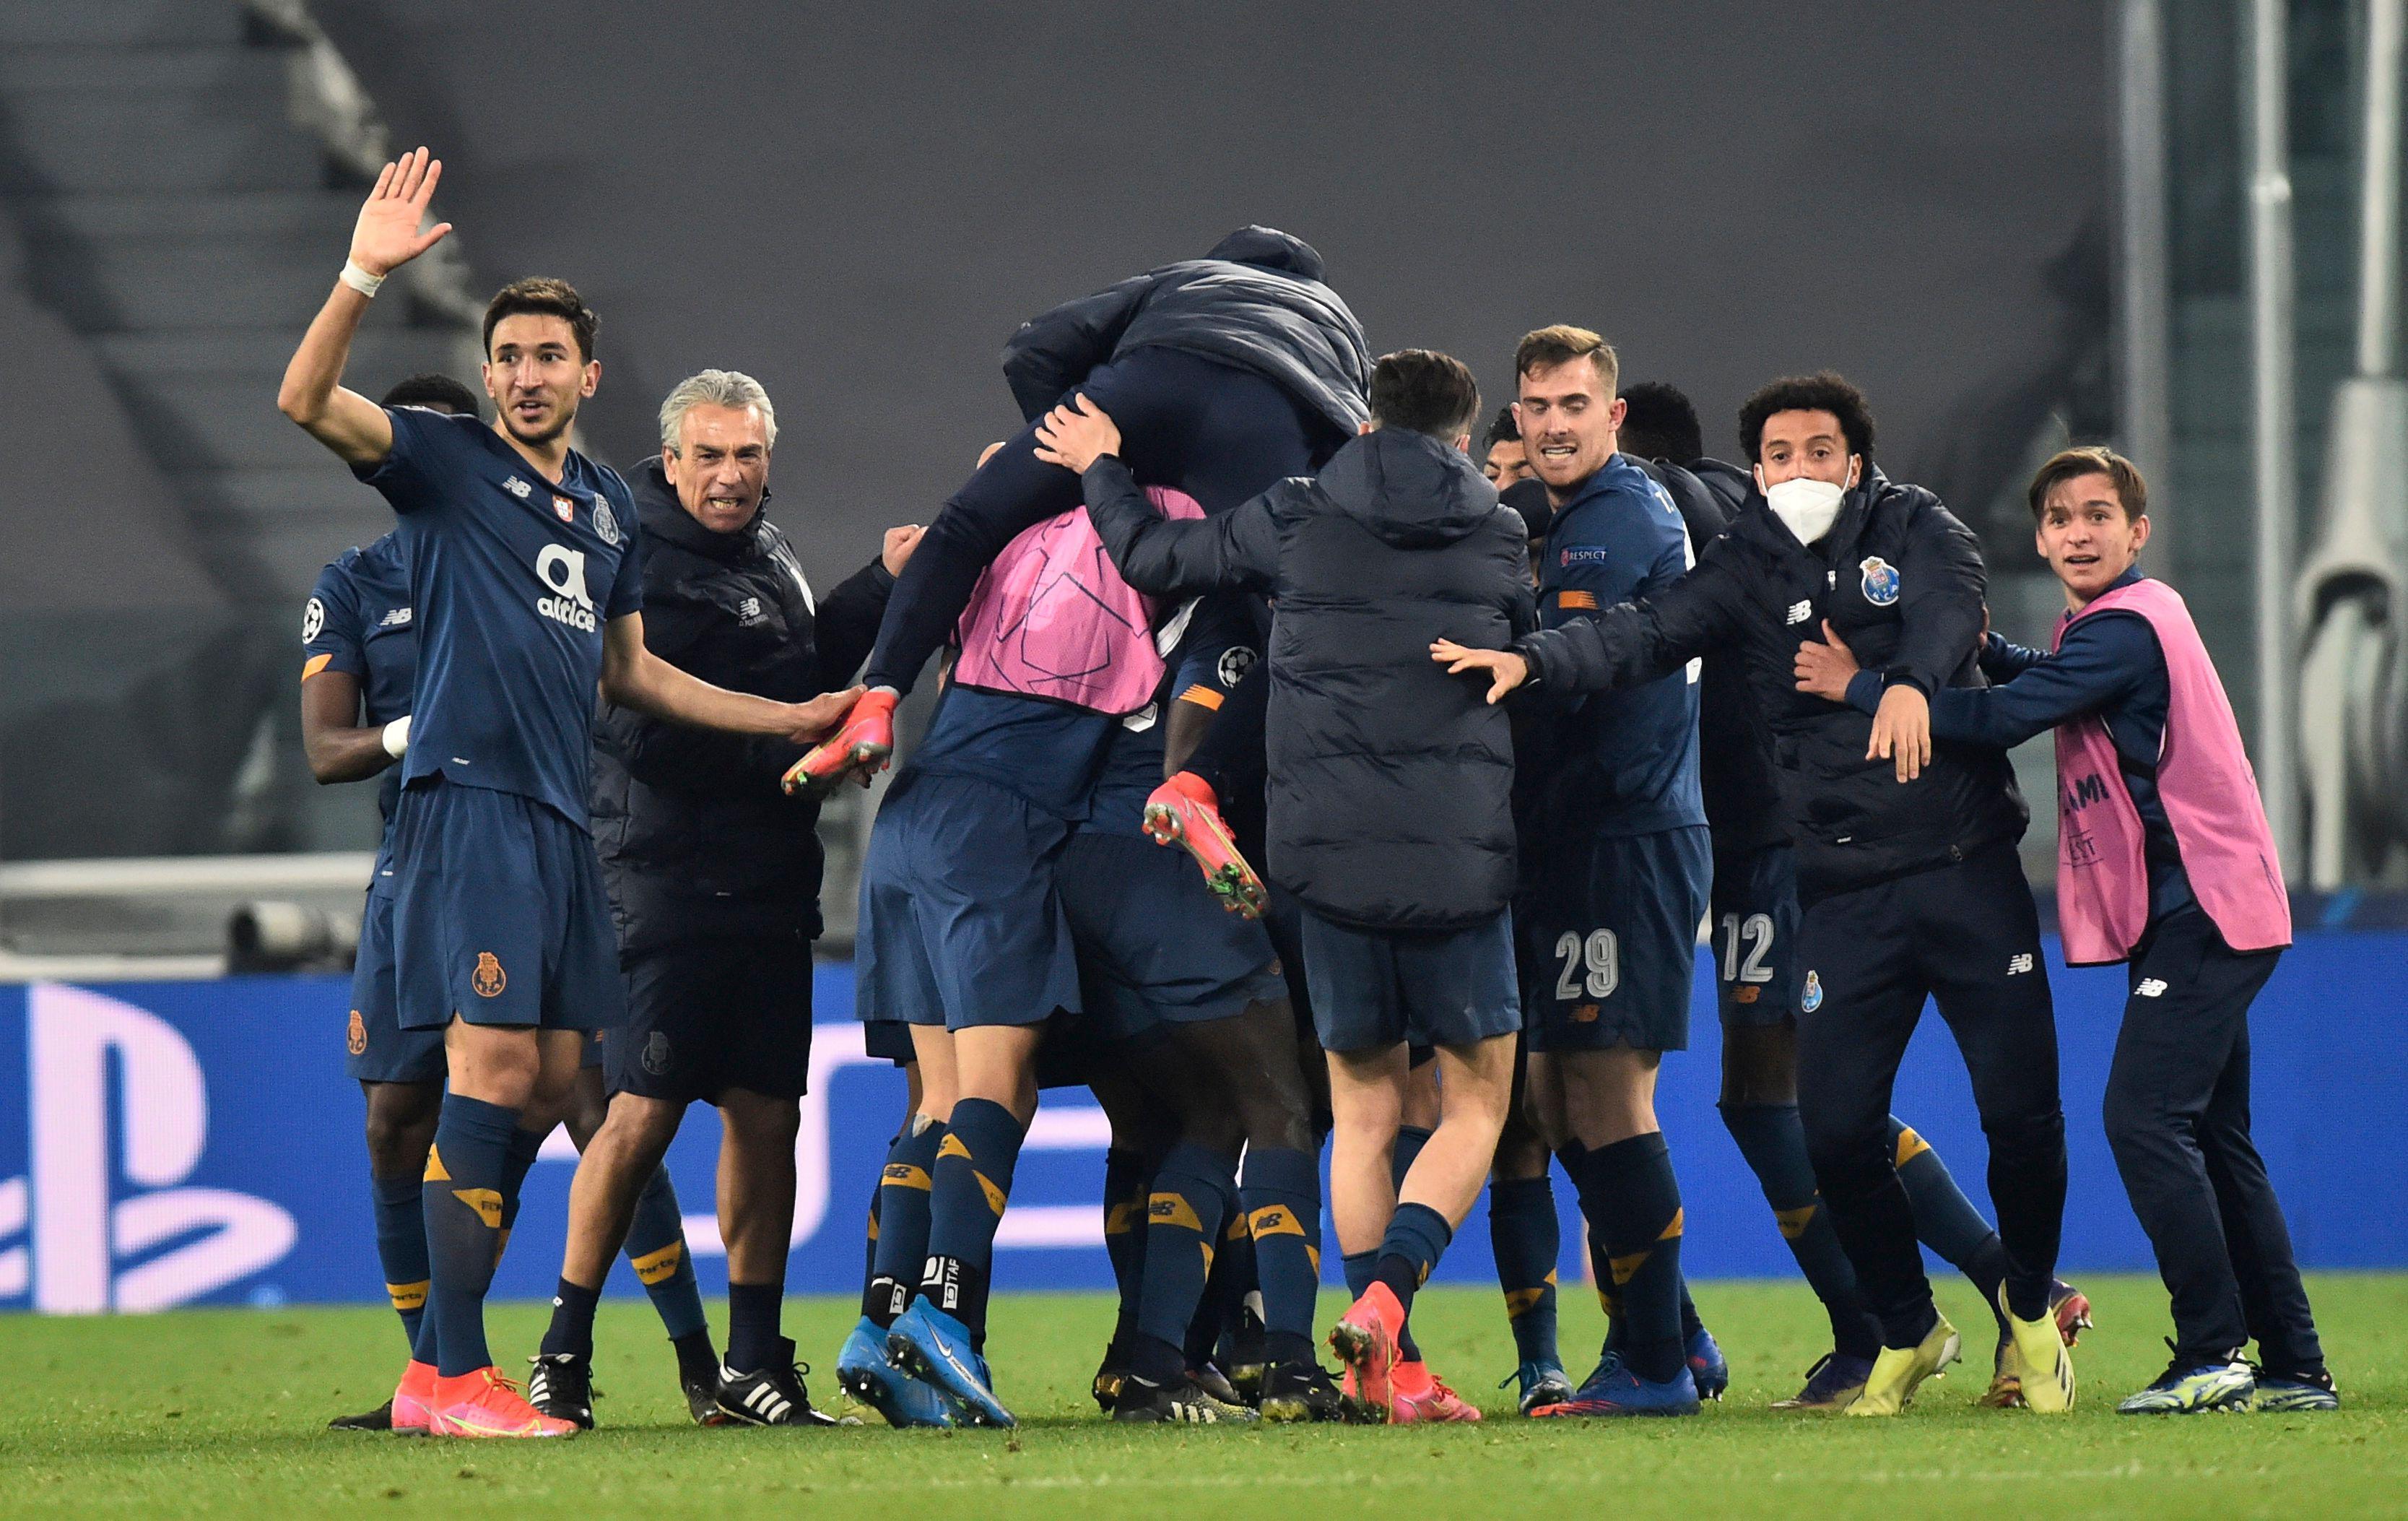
[388,778,625,1034]
[854,772,1081,1033]
[862,1018,917,1067]
[1709,842,1803,1030]
[612,930,814,1104]
[1526,824,1710,1054]
[1059,830,1284,1042]
[1300,906,1521,1054]
[344,886,444,1083]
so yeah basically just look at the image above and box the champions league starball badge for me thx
[1859,556,1900,607]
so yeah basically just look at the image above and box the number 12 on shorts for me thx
[1555,929,1619,1001]
[1718,912,1775,986]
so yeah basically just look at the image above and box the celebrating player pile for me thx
[284,150,2339,1436]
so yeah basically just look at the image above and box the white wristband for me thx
[381,715,411,758]
[340,259,387,298]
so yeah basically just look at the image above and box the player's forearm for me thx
[303,724,397,785]
[277,285,391,463]
[277,283,370,425]
[607,649,796,736]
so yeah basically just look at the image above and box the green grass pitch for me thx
[7,1275,2404,1518]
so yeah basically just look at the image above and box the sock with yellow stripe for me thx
[1101,1146,1150,1348]
[867,1118,945,1328]
[1131,1142,1232,1384]
[625,1164,708,1344]
[1889,1117,2014,1318]
[1721,1103,1880,1358]
[1369,1202,1452,1325]
[370,1173,430,1353]
[1239,1145,1321,1356]
[921,1098,1023,1345]
[422,1093,518,1377]
[1578,1132,1685,1384]
[1487,1176,1561,1369]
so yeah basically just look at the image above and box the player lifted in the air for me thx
[277,149,856,1439]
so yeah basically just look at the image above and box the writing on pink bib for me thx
[2051,577,2290,964]
[952,486,1204,715]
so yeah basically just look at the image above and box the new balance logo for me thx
[1786,601,1813,625]
[736,597,765,624]
[378,607,414,628]
[2007,953,2035,975]
[2137,978,2169,998]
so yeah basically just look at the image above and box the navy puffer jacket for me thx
[1084,429,1535,930]
[1003,227,1371,439]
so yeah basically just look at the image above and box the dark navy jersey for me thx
[351,406,644,830]
[1849,566,2191,917]
[905,685,1119,822]
[1081,594,1263,837]
[304,530,417,825]
[1533,454,1705,838]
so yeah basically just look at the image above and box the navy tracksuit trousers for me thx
[2103,901,2323,1372]
[1795,843,2067,1346]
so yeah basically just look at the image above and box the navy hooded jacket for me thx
[1082,428,1535,931]
[1003,227,1372,438]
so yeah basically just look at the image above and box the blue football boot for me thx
[1771,1351,1877,1411]
[1685,1326,1729,1401]
[1498,1358,1573,1416]
[835,1316,953,1429]
[2249,1366,2340,1413]
[886,1300,1016,1429]
[1529,1351,1701,1418]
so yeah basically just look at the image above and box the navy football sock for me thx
[1391,1124,1435,1193]
[1580,1133,1686,1384]
[921,1098,1024,1344]
[866,1117,944,1327]
[626,1164,708,1344]
[422,1093,520,1377]
[1101,1145,1150,1344]
[1134,1143,1233,1380]
[370,1173,430,1353]
[1344,1247,1423,1362]
[1891,1119,2014,1319]
[726,1280,785,1374]
[1487,1176,1561,1369]
[1722,1103,1882,1358]
[495,1123,547,1264]
[1240,1145,1323,1348]
[1194,1191,1252,1370]
[540,1276,601,1361]
[1370,1202,1453,1323]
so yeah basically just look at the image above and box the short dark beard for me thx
[501,400,576,450]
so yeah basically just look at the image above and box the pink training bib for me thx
[2051,577,2291,965]
[952,485,1204,715]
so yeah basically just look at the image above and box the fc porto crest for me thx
[592,498,621,547]
[471,951,508,998]
[1859,556,1900,607]
[1801,969,1823,1013]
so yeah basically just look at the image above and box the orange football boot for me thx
[783,688,897,796]
[1390,1360,1482,1424]
[427,1366,577,1439]
[391,1359,438,1434]
[1327,1282,1406,1411]
[1142,771,1267,917]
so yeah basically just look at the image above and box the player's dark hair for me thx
[1617,381,1703,464]
[1482,405,1521,452]
[1739,370,1876,466]
[379,372,482,417]
[2027,445,2147,522]
[482,277,598,362]
[1370,349,1480,440]
[1513,324,1619,394]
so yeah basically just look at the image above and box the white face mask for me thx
[1764,476,1847,547]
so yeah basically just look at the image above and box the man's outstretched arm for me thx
[1433,549,1739,703]
[277,147,454,465]
[601,615,859,745]
[1035,394,1279,595]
